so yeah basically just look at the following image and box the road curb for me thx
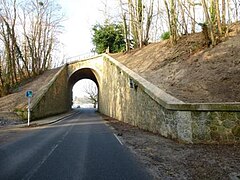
[0,110,80,130]
[24,110,80,127]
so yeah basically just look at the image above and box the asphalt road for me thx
[0,108,152,180]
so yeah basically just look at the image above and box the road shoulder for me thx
[103,115,240,179]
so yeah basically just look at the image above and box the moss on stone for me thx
[210,118,222,126]
[210,125,218,131]
[14,109,27,120]
[196,132,211,141]
[208,112,223,126]
[217,126,227,134]
[219,112,236,122]
[232,126,240,137]
[227,134,235,141]
[192,122,198,138]
[235,112,240,120]
[222,120,236,129]
[210,131,221,141]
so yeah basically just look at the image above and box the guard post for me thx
[26,90,33,126]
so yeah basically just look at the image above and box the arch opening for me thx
[72,79,98,108]
[68,68,100,109]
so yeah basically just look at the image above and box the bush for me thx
[161,31,170,40]
[92,23,125,54]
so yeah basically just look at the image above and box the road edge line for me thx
[113,133,123,145]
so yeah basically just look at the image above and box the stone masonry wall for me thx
[22,54,240,143]
[191,111,240,143]
[99,57,193,142]
[99,55,240,143]
[30,65,69,120]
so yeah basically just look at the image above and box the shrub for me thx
[161,31,170,40]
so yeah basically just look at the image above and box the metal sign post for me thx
[26,90,33,126]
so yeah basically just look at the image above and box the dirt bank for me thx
[111,25,240,103]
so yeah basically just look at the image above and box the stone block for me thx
[232,126,240,137]
[223,120,236,129]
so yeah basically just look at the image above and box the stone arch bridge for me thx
[17,54,240,144]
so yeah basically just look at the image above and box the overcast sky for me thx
[58,0,117,59]
[57,0,111,99]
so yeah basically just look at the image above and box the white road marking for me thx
[113,133,123,146]
[22,144,59,180]
[22,126,73,180]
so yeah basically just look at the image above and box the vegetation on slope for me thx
[112,23,240,103]
[0,0,63,97]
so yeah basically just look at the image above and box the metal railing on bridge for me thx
[65,52,97,63]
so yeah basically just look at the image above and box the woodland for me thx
[0,0,240,97]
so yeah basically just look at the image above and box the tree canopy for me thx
[92,23,125,54]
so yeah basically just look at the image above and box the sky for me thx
[72,79,97,98]
[57,0,111,99]
[58,0,116,60]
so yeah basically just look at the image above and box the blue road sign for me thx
[26,90,33,98]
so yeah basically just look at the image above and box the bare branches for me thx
[119,0,155,48]
[0,0,63,96]
[83,82,98,108]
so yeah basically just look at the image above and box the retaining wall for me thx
[29,65,69,120]
[15,54,240,143]
[99,55,240,143]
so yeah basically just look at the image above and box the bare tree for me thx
[144,0,154,44]
[201,0,216,45]
[232,0,239,21]
[163,0,178,44]
[0,0,24,94]
[0,0,63,96]
[83,83,98,108]
[222,0,226,25]
[21,0,63,75]
[215,0,223,35]
[116,0,240,47]
[177,0,188,35]
[119,0,130,51]
[189,0,196,33]
[119,0,155,48]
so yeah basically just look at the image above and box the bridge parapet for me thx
[99,54,240,144]
[16,65,69,120]
[17,54,240,144]
[67,55,103,85]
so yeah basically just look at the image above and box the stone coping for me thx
[30,64,67,110]
[67,55,103,65]
[33,54,240,112]
[103,54,240,112]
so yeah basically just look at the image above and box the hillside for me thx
[0,68,60,113]
[111,26,240,103]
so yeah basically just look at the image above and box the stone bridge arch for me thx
[25,54,240,144]
[67,56,103,109]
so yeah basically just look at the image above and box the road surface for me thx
[0,108,152,180]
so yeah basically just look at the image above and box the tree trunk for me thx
[137,0,143,48]
[190,0,196,33]
[202,0,216,46]
[170,0,177,44]
[222,0,226,25]
[178,0,188,35]
[215,0,222,35]
[163,0,171,40]
[144,0,154,45]
[123,12,130,51]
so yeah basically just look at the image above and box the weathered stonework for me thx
[99,55,240,144]
[22,54,240,144]
[29,65,69,120]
